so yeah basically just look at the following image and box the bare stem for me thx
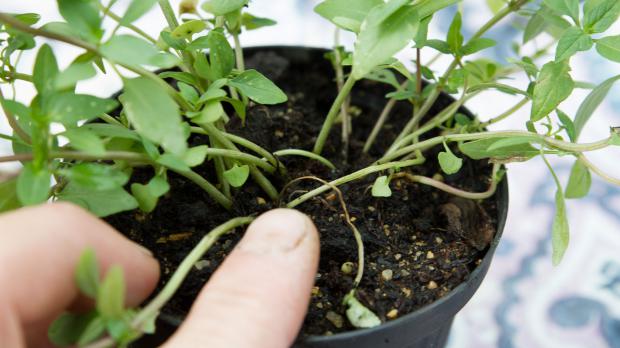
[579,154,620,186]
[0,88,31,143]
[313,75,356,155]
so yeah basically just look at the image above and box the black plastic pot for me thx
[132,46,509,348]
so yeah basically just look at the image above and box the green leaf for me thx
[425,39,452,54]
[565,159,591,199]
[171,19,207,39]
[414,15,431,48]
[555,27,593,61]
[159,71,198,86]
[459,137,539,161]
[314,0,383,32]
[574,75,620,139]
[59,164,129,191]
[343,291,381,329]
[54,62,97,90]
[121,77,187,155]
[461,38,496,56]
[183,145,209,167]
[33,44,59,95]
[206,29,235,79]
[223,164,250,187]
[131,176,170,213]
[371,175,392,197]
[447,12,463,55]
[438,144,463,175]
[97,266,125,320]
[178,82,199,104]
[76,315,106,345]
[75,249,100,298]
[610,131,620,145]
[17,163,51,206]
[0,177,21,213]
[552,188,569,265]
[192,100,225,123]
[82,124,140,141]
[556,109,576,142]
[11,13,41,25]
[202,0,248,15]
[531,61,574,121]
[486,0,505,14]
[351,1,419,79]
[543,0,580,23]
[47,93,118,124]
[583,0,620,34]
[57,0,102,43]
[242,13,277,30]
[156,153,191,172]
[48,311,98,347]
[228,70,287,104]
[596,35,620,62]
[63,128,106,156]
[101,35,160,68]
[523,9,547,43]
[121,0,158,25]
[57,183,138,217]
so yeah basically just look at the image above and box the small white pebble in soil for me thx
[435,237,443,244]
[368,206,376,212]
[274,130,284,138]
[401,270,411,277]
[427,251,435,259]
[394,253,402,260]
[387,309,399,319]
[311,286,321,296]
[428,281,438,290]
[326,311,344,329]
[194,259,210,271]
[341,261,356,275]
[316,302,324,309]
[256,197,266,205]
[402,288,412,297]
[432,173,444,182]
[381,269,394,281]
[350,216,357,222]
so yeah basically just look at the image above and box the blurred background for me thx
[1,1,619,347]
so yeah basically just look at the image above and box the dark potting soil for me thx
[105,47,498,337]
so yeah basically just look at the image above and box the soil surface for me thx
[105,47,499,337]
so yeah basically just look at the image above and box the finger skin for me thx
[165,209,320,348]
[0,203,160,347]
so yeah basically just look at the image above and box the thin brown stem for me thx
[0,88,31,143]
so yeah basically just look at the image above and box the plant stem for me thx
[313,75,356,154]
[363,97,398,153]
[97,3,158,44]
[157,0,179,28]
[481,97,529,127]
[578,154,620,186]
[173,169,232,209]
[0,88,31,143]
[84,216,254,348]
[273,149,336,170]
[286,158,425,208]
[333,30,351,157]
[394,163,500,200]
[232,32,245,71]
[0,70,32,82]
[379,131,612,164]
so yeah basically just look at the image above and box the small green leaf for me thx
[156,153,191,172]
[183,145,209,167]
[583,0,620,34]
[75,249,100,298]
[523,9,547,43]
[178,82,199,104]
[486,0,505,14]
[343,291,381,329]
[33,44,59,95]
[531,61,574,121]
[57,0,102,43]
[228,70,287,104]
[371,175,392,197]
[206,29,235,79]
[425,39,452,54]
[314,0,383,32]
[555,27,593,61]
[192,100,224,123]
[223,164,250,187]
[461,38,496,56]
[459,137,539,161]
[131,176,170,213]
[447,12,463,55]
[596,35,620,63]
[47,93,118,124]
[351,1,419,79]
[97,266,125,320]
[552,189,569,265]
[101,35,160,68]
[556,109,576,142]
[59,164,129,191]
[438,144,463,175]
[202,0,248,15]
[82,124,140,141]
[121,0,158,25]
[565,159,592,199]
[159,71,198,86]
[0,177,21,213]
[54,62,97,90]
[574,75,620,139]
[48,311,98,346]
[241,13,277,30]
[57,183,138,217]
[610,132,620,145]
[77,316,106,346]
[121,77,187,155]
[17,163,51,206]
[543,0,580,23]
[171,19,207,39]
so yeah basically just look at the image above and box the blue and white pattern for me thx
[1,1,619,347]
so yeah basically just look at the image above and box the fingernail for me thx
[237,209,311,254]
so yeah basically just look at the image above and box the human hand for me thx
[0,203,319,348]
